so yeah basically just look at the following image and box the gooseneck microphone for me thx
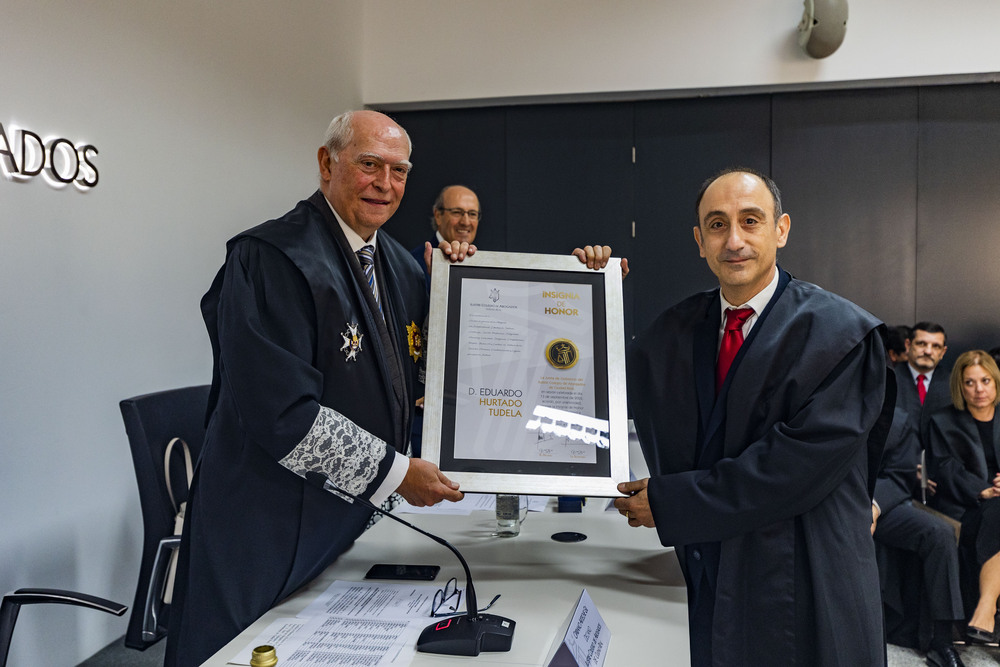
[306,472,516,656]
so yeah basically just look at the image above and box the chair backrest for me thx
[120,385,210,649]
[0,589,127,666]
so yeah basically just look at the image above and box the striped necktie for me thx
[358,244,392,528]
[356,245,382,317]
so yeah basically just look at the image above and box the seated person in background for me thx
[888,324,912,365]
[409,184,625,287]
[928,350,1000,643]
[411,185,480,289]
[988,346,1000,370]
[896,322,951,452]
[873,405,964,665]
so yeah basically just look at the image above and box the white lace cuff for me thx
[278,405,389,497]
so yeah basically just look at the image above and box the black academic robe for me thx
[928,406,1000,521]
[628,270,887,667]
[410,234,436,292]
[166,191,428,666]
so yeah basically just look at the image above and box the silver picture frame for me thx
[420,250,628,497]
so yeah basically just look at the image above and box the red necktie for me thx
[717,307,755,393]
[917,374,927,405]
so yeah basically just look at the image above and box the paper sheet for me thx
[395,492,550,515]
[297,581,437,620]
[228,581,442,666]
[395,492,496,515]
[228,615,420,666]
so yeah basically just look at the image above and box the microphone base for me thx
[417,613,516,656]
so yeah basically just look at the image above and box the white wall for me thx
[0,1,363,663]
[363,0,1000,105]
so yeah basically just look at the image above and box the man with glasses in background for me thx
[411,184,481,289]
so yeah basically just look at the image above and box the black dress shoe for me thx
[966,624,997,644]
[926,644,965,667]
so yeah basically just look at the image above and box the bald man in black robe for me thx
[615,168,889,666]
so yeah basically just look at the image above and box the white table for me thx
[204,498,690,666]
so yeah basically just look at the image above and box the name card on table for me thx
[545,588,610,667]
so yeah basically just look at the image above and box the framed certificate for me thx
[421,250,628,497]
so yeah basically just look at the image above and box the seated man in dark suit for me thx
[874,405,965,667]
[896,322,951,449]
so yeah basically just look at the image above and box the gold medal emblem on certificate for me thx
[545,338,579,370]
[406,321,423,363]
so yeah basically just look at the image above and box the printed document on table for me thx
[396,493,552,515]
[297,580,438,620]
[395,491,497,515]
[228,582,441,666]
[227,614,419,666]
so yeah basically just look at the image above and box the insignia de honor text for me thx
[340,322,363,362]
[545,338,579,370]
[406,321,423,363]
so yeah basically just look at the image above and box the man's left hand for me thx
[571,245,629,278]
[613,478,654,527]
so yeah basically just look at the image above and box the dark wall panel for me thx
[381,107,507,254]
[772,88,919,328]
[917,84,1000,354]
[387,82,1000,356]
[505,103,634,255]
[505,103,636,338]
[632,96,771,336]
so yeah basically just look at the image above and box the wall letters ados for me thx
[0,121,99,189]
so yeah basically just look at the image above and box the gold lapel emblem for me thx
[340,322,364,362]
[406,321,423,363]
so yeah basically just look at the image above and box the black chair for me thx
[120,385,210,650]
[0,588,127,666]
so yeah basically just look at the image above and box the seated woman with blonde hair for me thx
[929,350,1000,643]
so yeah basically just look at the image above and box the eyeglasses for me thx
[429,577,501,618]
[439,207,480,221]
[353,156,411,183]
